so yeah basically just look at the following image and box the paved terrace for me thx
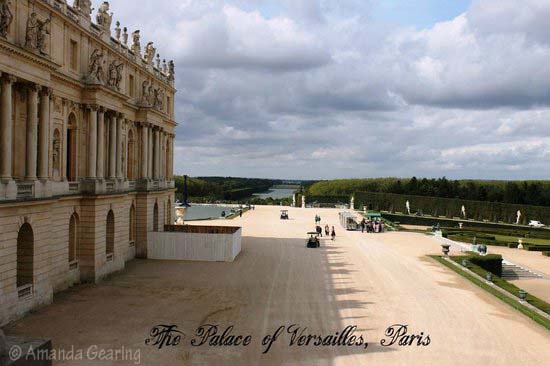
[6,206,550,365]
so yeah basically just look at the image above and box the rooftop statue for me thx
[73,0,92,18]
[131,30,141,56]
[168,60,175,81]
[0,0,13,38]
[144,42,156,64]
[96,1,113,33]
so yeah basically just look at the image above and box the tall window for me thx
[17,223,34,288]
[106,210,115,256]
[153,203,159,232]
[69,213,79,264]
[127,129,135,180]
[70,40,78,71]
[129,205,136,245]
[128,74,135,97]
[66,113,77,181]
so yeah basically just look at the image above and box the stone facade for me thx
[0,0,177,326]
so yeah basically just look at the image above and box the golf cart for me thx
[280,210,289,220]
[306,231,320,248]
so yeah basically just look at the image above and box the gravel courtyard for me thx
[6,206,550,365]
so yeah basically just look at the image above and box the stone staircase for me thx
[501,263,543,280]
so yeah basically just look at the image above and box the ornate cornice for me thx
[0,38,61,72]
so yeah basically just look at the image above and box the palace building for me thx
[0,0,177,325]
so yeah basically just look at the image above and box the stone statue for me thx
[53,132,61,175]
[0,0,13,38]
[107,60,123,89]
[461,205,466,218]
[141,79,152,105]
[144,42,156,64]
[516,210,521,225]
[155,53,161,69]
[131,30,141,55]
[96,2,113,33]
[122,27,128,45]
[25,12,40,50]
[162,59,167,74]
[73,0,92,18]
[88,49,105,83]
[37,17,51,55]
[406,200,411,215]
[153,88,164,110]
[114,21,121,40]
[168,60,175,81]
[350,196,355,210]
[301,196,306,209]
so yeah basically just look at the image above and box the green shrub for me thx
[467,253,503,277]
[525,245,550,252]
[542,251,550,257]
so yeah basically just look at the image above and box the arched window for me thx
[17,223,34,289]
[129,204,136,245]
[69,213,79,267]
[127,129,136,180]
[153,203,159,231]
[106,210,115,258]
[66,113,78,181]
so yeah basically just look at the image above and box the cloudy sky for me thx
[98,0,550,180]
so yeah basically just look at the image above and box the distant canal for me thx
[182,205,240,220]
[253,188,296,199]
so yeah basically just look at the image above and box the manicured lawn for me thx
[430,255,550,330]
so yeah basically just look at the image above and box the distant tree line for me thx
[174,176,282,202]
[306,178,550,207]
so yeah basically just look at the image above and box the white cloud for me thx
[101,0,550,179]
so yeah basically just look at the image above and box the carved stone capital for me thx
[98,106,107,114]
[86,104,99,112]
[40,86,53,98]
[26,83,40,94]
[1,73,17,85]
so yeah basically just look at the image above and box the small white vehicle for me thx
[528,220,545,228]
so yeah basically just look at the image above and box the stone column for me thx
[96,107,105,179]
[25,84,39,181]
[116,113,123,179]
[153,128,159,179]
[0,74,16,180]
[140,123,148,179]
[38,87,52,180]
[87,105,98,179]
[148,126,153,179]
[108,113,117,179]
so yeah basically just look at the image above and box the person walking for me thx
[331,226,336,241]
[325,224,330,236]
[316,225,323,237]
[360,219,365,233]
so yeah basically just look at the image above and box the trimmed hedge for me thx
[524,245,550,252]
[467,253,503,277]
[356,191,550,225]
[305,195,349,204]
[543,251,550,257]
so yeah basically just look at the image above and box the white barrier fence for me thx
[147,226,242,262]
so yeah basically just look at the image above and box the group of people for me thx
[315,215,336,240]
[360,218,385,233]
